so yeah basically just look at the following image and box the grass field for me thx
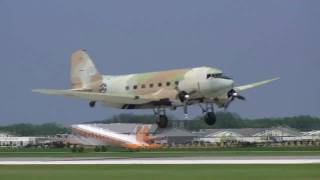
[1,146,320,158]
[1,150,320,158]
[0,164,319,180]
[1,147,320,180]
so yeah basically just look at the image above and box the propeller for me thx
[224,89,246,110]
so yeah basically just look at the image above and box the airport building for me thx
[1,124,320,148]
[154,128,198,145]
[68,123,320,148]
[197,126,304,143]
[0,133,38,147]
[0,133,66,148]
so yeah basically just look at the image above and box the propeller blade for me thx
[224,97,234,110]
[236,95,246,101]
[224,89,246,110]
[177,91,191,119]
[183,103,189,119]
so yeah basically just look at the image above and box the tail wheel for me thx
[89,101,96,108]
[204,112,216,126]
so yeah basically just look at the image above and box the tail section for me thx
[135,125,161,146]
[70,49,103,91]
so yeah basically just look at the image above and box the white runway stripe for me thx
[1,159,320,165]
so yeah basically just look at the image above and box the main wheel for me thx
[156,115,168,128]
[204,112,216,126]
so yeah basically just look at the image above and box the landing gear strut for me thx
[199,103,216,126]
[154,108,168,128]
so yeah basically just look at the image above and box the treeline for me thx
[95,112,320,131]
[1,113,320,136]
[0,123,70,136]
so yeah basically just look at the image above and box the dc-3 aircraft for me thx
[33,49,279,128]
[71,124,160,149]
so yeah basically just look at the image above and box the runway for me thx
[1,156,320,165]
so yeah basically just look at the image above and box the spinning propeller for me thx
[224,89,246,110]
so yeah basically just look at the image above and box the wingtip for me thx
[32,89,42,93]
[32,89,50,94]
[262,77,280,85]
[270,77,280,82]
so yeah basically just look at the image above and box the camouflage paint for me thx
[68,50,225,108]
[70,50,103,92]
[34,49,278,111]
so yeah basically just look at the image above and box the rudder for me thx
[70,49,103,91]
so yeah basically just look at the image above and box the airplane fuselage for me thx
[101,66,234,109]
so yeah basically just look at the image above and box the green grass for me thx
[0,164,320,180]
[1,150,320,158]
[1,146,320,158]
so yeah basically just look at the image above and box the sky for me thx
[0,0,319,125]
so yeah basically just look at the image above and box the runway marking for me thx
[1,159,320,165]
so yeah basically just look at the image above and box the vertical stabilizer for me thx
[70,49,103,91]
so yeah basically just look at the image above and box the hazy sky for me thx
[0,0,319,125]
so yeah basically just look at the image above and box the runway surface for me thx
[1,156,320,164]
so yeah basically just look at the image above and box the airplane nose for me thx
[202,76,235,94]
[224,79,234,89]
[210,78,234,92]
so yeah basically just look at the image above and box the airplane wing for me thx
[234,77,280,92]
[32,89,158,104]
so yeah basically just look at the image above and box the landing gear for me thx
[89,101,96,108]
[204,112,216,125]
[199,103,216,126]
[156,115,168,129]
[154,108,168,128]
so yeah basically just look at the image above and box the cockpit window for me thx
[206,73,231,80]
[207,73,221,79]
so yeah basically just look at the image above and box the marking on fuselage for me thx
[99,83,107,93]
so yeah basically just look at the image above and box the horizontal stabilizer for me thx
[32,89,156,104]
[234,77,280,92]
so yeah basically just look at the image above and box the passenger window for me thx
[166,82,171,86]
[158,82,162,87]
[175,81,179,86]
[125,86,130,90]
[141,84,146,89]
[133,85,138,90]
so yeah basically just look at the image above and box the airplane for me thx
[71,124,160,149]
[33,49,279,128]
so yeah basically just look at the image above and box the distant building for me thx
[0,135,38,147]
[0,132,13,137]
[0,132,63,148]
[302,130,320,136]
[154,128,198,145]
[69,124,320,147]
[197,128,264,143]
[2,124,320,148]
[197,126,319,143]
